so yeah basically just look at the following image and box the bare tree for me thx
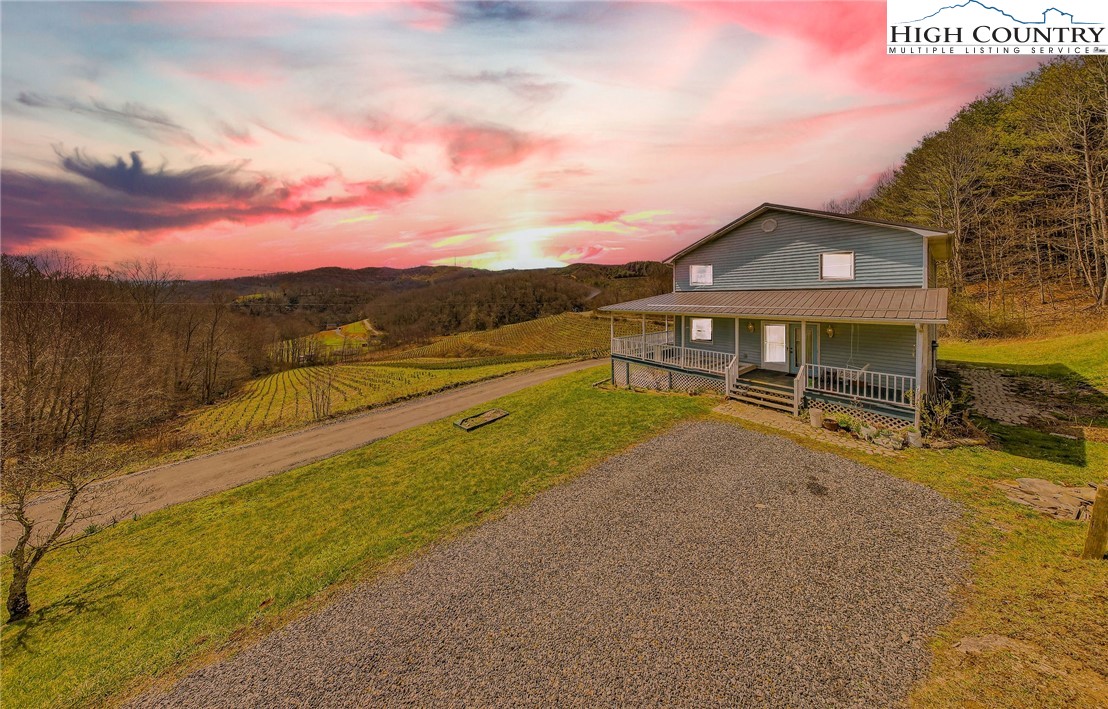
[2,446,128,621]
[306,367,335,420]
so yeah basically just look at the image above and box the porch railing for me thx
[804,363,915,409]
[611,333,733,375]
[611,331,674,357]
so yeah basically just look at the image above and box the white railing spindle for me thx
[803,363,914,410]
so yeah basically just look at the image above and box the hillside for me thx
[204,261,670,347]
[847,57,1108,320]
[379,312,615,359]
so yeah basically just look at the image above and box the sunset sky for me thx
[1,1,1041,278]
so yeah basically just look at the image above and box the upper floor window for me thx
[820,252,855,280]
[690,317,713,342]
[689,264,713,285]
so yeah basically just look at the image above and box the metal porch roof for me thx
[598,288,948,323]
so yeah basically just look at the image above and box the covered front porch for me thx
[609,313,927,425]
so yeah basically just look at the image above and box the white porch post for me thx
[610,314,615,383]
[734,317,739,358]
[641,313,646,358]
[800,320,807,368]
[680,315,686,369]
[914,323,925,430]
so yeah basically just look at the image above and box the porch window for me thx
[820,252,854,280]
[689,264,713,285]
[690,317,713,342]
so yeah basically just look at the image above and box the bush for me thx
[834,413,858,432]
[946,296,1029,339]
[920,376,971,439]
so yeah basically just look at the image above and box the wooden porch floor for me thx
[737,368,795,389]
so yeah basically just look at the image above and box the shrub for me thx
[834,414,857,432]
[947,296,1029,339]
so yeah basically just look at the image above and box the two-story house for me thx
[600,204,951,429]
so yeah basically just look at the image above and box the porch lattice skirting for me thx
[805,399,911,431]
[613,360,727,395]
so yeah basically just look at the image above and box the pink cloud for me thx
[334,114,561,175]
[681,1,1038,98]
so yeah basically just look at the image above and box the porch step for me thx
[731,394,795,413]
[729,381,796,413]
[739,378,793,394]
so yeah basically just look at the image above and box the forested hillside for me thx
[838,57,1107,328]
[215,261,670,347]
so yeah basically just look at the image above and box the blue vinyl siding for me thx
[675,210,924,291]
[676,316,736,355]
[817,323,916,377]
[738,319,761,365]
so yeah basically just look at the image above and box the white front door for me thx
[763,323,787,372]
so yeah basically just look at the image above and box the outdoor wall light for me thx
[826,326,835,338]
[746,322,754,332]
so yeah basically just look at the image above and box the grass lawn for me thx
[939,328,1108,392]
[1,367,711,708]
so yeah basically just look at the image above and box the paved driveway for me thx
[132,421,963,708]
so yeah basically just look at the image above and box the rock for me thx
[860,425,877,442]
[996,479,1098,520]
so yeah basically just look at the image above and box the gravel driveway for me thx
[132,421,964,708]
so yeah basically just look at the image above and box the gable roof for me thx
[665,203,950,264]
[599,287,948,324]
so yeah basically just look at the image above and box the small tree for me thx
[307,367,335,421]
[2,447,127,621]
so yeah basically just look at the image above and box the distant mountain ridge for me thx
[185,261,672,348]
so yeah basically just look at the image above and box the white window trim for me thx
[690,317,713,343]
[689,264,713,286]
[819,251,855,281]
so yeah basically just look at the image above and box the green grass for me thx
[939,329,1108,392]
[1,368,712,708]
[305,319,378,352]
[385,312,615,359]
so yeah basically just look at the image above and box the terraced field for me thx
[183,358,565,441]
[385,313,617,359]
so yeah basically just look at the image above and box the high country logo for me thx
[887,0,1108,54]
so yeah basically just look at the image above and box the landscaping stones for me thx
[131,421,964,709]
[962,366,1046,425]
[715,401,902,456]
[996,478,1099,521]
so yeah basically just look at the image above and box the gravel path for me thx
[132,421,964,708]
